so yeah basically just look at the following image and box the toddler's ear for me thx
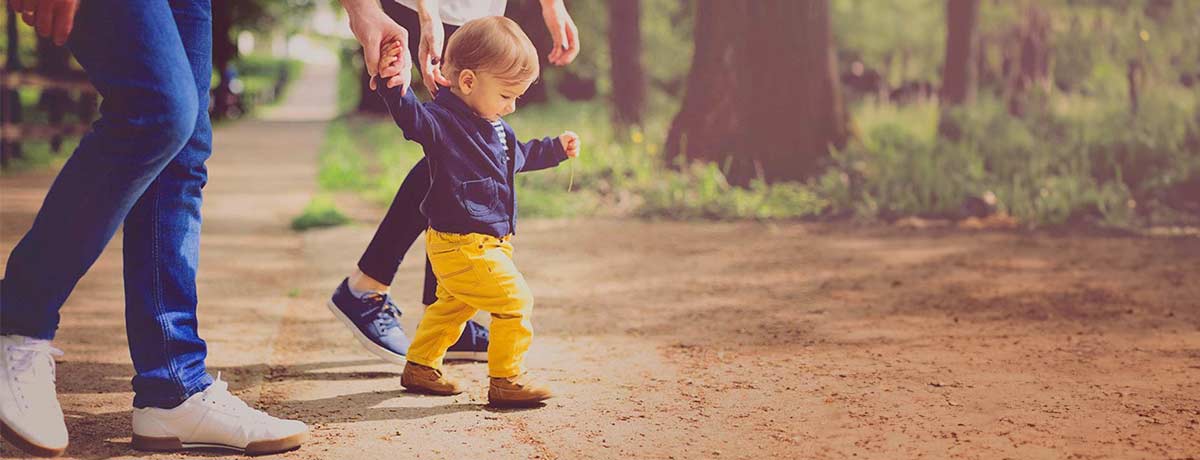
[458,69,477,95]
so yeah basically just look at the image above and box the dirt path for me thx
[277,220,1200,460]
[3,62,1200,459]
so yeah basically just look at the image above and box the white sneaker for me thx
[131,374,307,455]
[0,335,68,458]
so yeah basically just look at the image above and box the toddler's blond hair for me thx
[443,16,539,86]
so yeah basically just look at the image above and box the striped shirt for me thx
[492,120,508,152]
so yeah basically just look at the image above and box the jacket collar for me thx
[434,87,492,128]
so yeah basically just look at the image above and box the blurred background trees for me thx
[4,0,1198,229]
[2,0,315,166]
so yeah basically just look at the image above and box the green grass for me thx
[290,194,351,231]
[337,44,363,116]
[231,54,303,113]
[1,137,79,173]
[316,99,831,222]
[822,87,1200,229]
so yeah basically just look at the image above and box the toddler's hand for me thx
[559,131,580,158]
[378,40,410,89]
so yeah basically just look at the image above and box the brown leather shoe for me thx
[488,373,553,407]
[401,362,463,395]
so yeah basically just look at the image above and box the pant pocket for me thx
[430,251,475,279]
[427,238,478,282]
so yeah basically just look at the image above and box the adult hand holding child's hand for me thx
[379,41,410,89]
[560,131,581,158]
[346,2,411,93]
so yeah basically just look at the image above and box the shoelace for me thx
[360,293,402,333]
[201,373,270,421]
[470,323,490,344]
[7,340,63,383]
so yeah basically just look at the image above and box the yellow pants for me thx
[407,228,534,378]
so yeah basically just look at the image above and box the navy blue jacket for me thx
[376,82,568,237]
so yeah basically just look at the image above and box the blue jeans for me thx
[0,0,214,409]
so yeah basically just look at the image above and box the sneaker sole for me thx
[132,432,306,456]
[444,350,488,362]
[0,420,67,458]
[326,299,408,365]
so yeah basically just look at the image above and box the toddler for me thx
[375,15,580,406]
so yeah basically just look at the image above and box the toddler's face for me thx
[460,71,532,122]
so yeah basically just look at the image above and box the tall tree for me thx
[1004,4,1051,116]
[608,0,645,128]
[2,8,24,166]
[212,0,237,119]
[940,0,979,106]
[938,0,980,139]
[665,0,848,185]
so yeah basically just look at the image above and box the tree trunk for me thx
[938,0,979,140]
[1006,4,1052,117]
[940,0,979,106]
[2,8,23,166]
[665,0,848,185]
[1127,59,1142,115]
[212,0,236,119]
[608,0,645,129]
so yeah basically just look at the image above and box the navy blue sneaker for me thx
[445,320,489,362]
[327,278,410,364]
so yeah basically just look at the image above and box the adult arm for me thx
[341,0,412,92]
[413,0,452,97]
[539,0,580,66]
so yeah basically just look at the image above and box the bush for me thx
[824,89,1200,228]
[315,87,1197,229]
[291,195,350,231]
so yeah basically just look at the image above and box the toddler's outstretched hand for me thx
[559,131,580,158]
[378,40,409,89]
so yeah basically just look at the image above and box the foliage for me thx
[232,0,318,36]
[564,0,694,105]
[832,0,945,86]
[232,54,303,112]
[822,88,1200,228]
[317,99,830,223]
[291,194,351,230]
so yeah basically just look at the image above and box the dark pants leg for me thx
[357,3,458,306]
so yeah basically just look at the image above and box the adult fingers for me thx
[560,21,580,65]
[548,30,564,64]
[419,41,439,97]
[34,0,54,38]
[386,58,412,94]
[51,0,76,45]
[432,66,451,87]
